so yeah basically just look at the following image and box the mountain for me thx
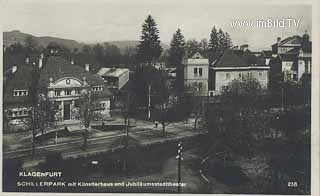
[3,30,170,53]
[3,30,84,50]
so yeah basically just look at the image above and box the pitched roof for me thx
[212,49,247,68]
[278,53,297,61]
[3,65,35,105]
[97,67,129,78]
[39,56,105,86]
[242,49,258,65]
[262,50,272,58]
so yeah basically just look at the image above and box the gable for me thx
[50,77,82,88]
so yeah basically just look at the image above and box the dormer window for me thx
[92,86,103,91]
[12,90,28,96]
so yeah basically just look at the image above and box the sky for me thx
[1,0,312,51]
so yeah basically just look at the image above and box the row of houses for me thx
[182,31,312,96]
[3,32,311,132]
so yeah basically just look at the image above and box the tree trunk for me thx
[162,122,165,134]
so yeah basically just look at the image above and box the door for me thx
[64,103,70,120]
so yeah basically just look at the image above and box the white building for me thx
[97,68,130,90]
[183,52,209,95]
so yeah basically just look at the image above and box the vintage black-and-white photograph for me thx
[2,0,313,194]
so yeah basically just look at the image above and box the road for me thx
[4,120,205,162]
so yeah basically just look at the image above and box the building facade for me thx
[3,54,112,132]
[209,49,269,96]
[97,67,130,90]
[270,31,312,82]
[183,52,209,95]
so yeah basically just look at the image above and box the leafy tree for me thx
[185,39,199,56]
[104,43,122,66]
[78,89,100,149]
[136,15,162,64]
[168,28,185,92]
[220,75,265,115]
[199,38,208,57]
[25,35,38,52]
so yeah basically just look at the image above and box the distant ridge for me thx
[3,30,169,53]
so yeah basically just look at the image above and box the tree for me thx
[25,35,38,52]
[205,76,265,156]
[223,32,233,49]
[78,89,98,149]
[208,27,219,53]
[185,39,199,57]
[208,27,233,63]
[199,38,208,57]
[168,28,185,92]
[136,15,162,64]
[220,75,265,115]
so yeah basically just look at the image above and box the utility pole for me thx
[281,86,284,112]
[148,84,151,120]
[126,92,130,139]
[176,141,183,193]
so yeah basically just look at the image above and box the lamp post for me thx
[176,141,183,193]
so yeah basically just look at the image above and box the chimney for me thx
[25,57,30,64]
[240,44,249,51]
[12,65,17,74]
[85,64,90,72]
[277,37,281,45]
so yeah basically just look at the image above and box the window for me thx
[199,68,203,77]
[92,86,103,91]
[100,103,105,108]
[198,82,203,90]
[258,72,263,77]
[239,73,242,78]
[226,73,230,79]
[66,79,71,84]
[293,73,298,81]
[54,90,61,96]
[12,90,28,97]
[65,90,72,95]
[194,68,198,77]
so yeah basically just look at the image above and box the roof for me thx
[273,36,302,47]
[39,56,105,86]
[278,53,297,61]
[97,67,129,78]
[262,50,272,58]
[211,49,270,69]
[212,49,247,68]
[92,87,113,98]
[3,65,35,105]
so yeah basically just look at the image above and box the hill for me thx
[3,30,169,53]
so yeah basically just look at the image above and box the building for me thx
[269,31,311,82]
[183,52,209,95]
[3,54,112,132]
[97,67,130,90]
[209,49,270,96]
[40,56,112,121]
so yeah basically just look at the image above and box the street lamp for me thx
[176,141,183,193]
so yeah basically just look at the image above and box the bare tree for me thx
[78,88,100,149]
